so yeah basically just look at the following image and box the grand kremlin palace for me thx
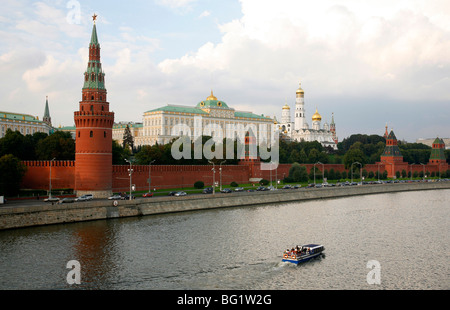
[112,90,274,147]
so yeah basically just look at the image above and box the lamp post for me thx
[148,160,155,193]
[209,160,216,195]
[219,160,226,191]
[125,159,133,200]
[377,162,381,182]
[49,158,56,199]
[420,163,426,181]
[351,162,361,183]
[409,163,415,181]
[314,161,324,185]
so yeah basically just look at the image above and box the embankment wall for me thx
[1,182,449,231]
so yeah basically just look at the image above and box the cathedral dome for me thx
[282,103,290,110]
[312,108,322,121]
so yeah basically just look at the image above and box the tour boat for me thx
[282,244,325,264]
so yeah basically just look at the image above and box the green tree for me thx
[122,125,134,150]
[289,163,308,182]
[343,147,367,169]
[0,154,27,196]
[112,140,131,164]
[35,131,75,160]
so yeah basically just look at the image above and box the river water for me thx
[0,189,448,290]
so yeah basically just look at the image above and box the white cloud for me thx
[199,10,211,19]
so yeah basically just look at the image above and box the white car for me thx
[174,191,187,196]
[76,194,93,202]
[108,194,123,200]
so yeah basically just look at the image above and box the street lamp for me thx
[420,163,426,181]
[219,160,226,191]
[49,157,56,199]
[351,162,361,183]
[409,163,416,181]
[148,160,155,193]
[125,159,133,200]
[376,162,382,182]
[314,161,324,185]
[208,160,216,195]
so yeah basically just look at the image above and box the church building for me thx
[276,82,338,149]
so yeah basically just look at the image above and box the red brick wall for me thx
[22,161,76,190]
[21,161,449,191]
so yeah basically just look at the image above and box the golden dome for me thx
[282,103,290,110]
[312,108,322,121]
[296,82,304,94]
[206,90,217,101]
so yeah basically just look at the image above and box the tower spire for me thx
[43,96,51,127]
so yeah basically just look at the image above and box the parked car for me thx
[256,186,269,191]
[221,188,232,193]
[75,194,93,202]
[123,194,135,200]
[202,187,213,194]
[142,192,153,198]
[168,191,177,196]
[108,194,123,200]
[59,197,75,204]
[234,187,244,192]
[282,185,292,189]
[174,191,187,196]
[44,197,60,203]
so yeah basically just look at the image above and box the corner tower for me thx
[74,15,115,198]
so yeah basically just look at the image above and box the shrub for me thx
[260,179,269,185]
[230,181,238,187]
[194,181,204,189]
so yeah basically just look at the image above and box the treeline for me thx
[0,129,75,160]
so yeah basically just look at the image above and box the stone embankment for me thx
[1,182,449,230]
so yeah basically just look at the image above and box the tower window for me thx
[90,105,94,111]
[104,131,106,138]
[90,131,93,138]
[78,131,80,138]
[91,96,94,100]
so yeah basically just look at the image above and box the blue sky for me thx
[1,0,450,142]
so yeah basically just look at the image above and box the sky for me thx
[1,0,449,142]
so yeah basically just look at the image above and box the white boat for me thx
[282,244,325,264]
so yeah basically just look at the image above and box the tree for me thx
[289,164,308,183]
[122,125,134,150]
[328,168,336,180]
[112,140,131,164]
[401,169,407,178]
[0,154,27,196]
[343,147,367,169]
[35,131,75,160]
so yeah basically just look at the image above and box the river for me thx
[0,189,448,290]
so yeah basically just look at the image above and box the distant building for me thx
[275,82,338,149]
[417,138,450,150]
[0,97,53,138]
[112,122,143,147]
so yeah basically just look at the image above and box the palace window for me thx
[90,131,93,138]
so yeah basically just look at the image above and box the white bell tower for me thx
[294,81,306,130]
